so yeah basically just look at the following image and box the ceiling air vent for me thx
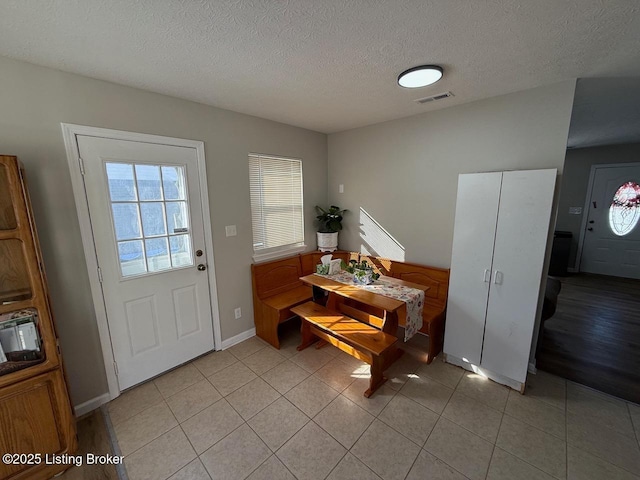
[414,91,454,104]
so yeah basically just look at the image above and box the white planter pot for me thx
[317,232,339,252]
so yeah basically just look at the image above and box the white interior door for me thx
[77,135,215,390]
[580,165,640,279]
[481,169,556,383]
[444,172,502,366]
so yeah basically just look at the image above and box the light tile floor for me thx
[109,324,640,480]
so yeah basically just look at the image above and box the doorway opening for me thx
[535,79,640,403]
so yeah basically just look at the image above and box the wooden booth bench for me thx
[251,252,449,362]
[250,251,352,348]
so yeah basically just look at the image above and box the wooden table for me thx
[300,273,428,334]
[299,274,429,373]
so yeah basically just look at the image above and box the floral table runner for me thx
[316,271,424,341]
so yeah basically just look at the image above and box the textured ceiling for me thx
[1,0,640,133]
[568,78,640,149]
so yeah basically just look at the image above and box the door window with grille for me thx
[105,162,193,277]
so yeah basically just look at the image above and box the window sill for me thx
[252,244,307,263]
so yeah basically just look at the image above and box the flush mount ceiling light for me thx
[397,65,443,88]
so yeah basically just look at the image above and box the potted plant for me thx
[344,259,380,285]
[315,205,347,252]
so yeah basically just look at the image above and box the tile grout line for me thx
[109,397,165,431]
[197,421,247,476]
[309,418,351,480]
[498,411,571,477]
[433,378,572,480]
[397,361,448,473]
[100,404,130,480]
[626,402,640,450]
[450,388,505,414]
[112,344,405,478]
[325,412,381,479]
[498,409,567,443]
[419,392,478,480]
[260,368,350,478]
[187,377,279,473]
[305,380,398,479]
[117,399,181,461]
[234,418,278,480]
[375,391,442,449]
[156,400,192,480]
[434,404,502,445]
[119,341,640,480]
[483,404,505,480]
[248,395,311,455]
[565,378,569,480]
[175,422,201,477]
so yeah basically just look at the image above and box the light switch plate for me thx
[339,184,344,193]
[234,307,241,319]
[225,225,237,237]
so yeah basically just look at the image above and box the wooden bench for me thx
[251,251,449,360]
[292,301,397,397]
[251,256,311,348]
[357,256,450,363]
[251,251,352,348]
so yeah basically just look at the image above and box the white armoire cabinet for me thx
[443,169,556,390]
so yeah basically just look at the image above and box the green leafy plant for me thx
[315,205,347,233]
[342,259,380,282]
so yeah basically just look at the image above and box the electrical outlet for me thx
[234,307,241,319]
[225,225,237,237]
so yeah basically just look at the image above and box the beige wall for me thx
[327,81,576,267]
[556,143,640,268]
[0,53,578,405]
[0,56,327,407]
[328,82,576,366]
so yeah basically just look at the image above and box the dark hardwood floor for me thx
[537,273,640,403]
[58,408,119,480]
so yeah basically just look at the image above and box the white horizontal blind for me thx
[249,155,304,252]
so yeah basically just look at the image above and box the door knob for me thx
[587,227,593,231]
[197,264,207,271]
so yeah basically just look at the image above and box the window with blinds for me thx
[249,154,304,256]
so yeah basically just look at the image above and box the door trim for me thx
[61,123,222,401]
[575,162,640,272]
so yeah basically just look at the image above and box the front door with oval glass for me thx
[581,164,640,279]
[78,136,215,390]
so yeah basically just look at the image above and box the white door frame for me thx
[575,162,640,272]
[61,123,222,400]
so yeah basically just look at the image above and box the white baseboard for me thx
[221,328,256,350]
[74,393,111,417]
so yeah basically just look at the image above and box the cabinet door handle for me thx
[483,269,491,283]
[493,270,503,284]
